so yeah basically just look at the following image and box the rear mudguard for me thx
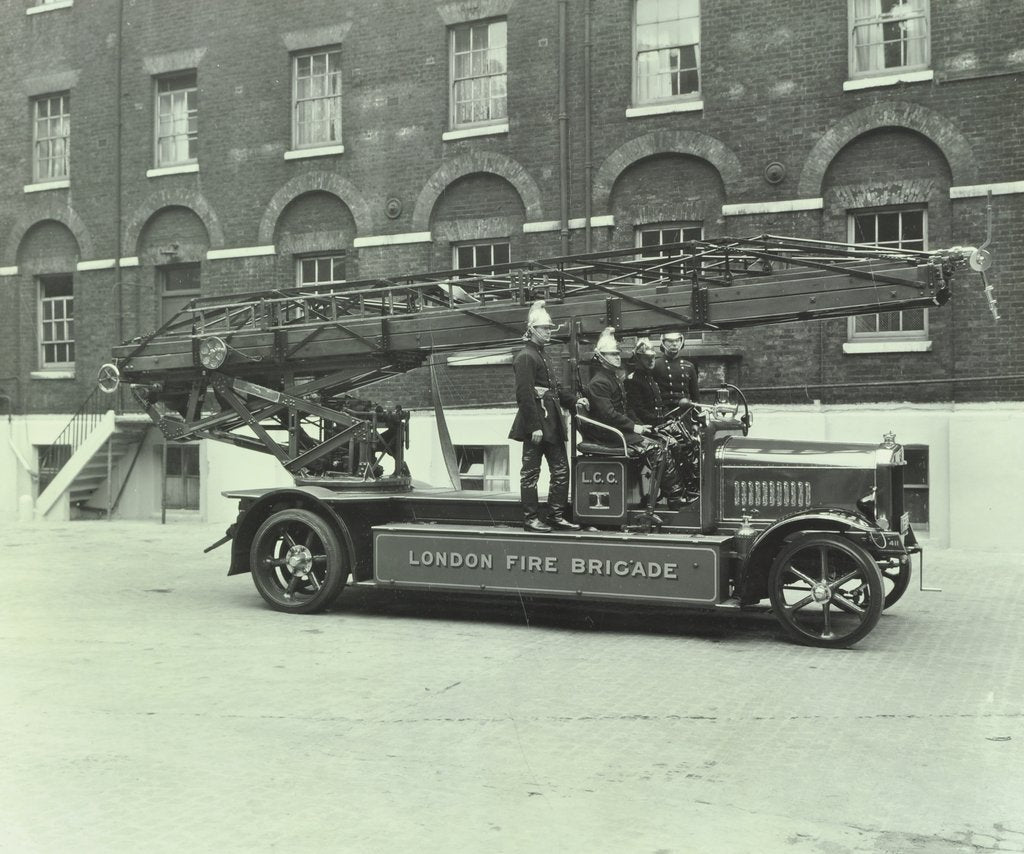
[226,488,360,579]
[736,507,882,604]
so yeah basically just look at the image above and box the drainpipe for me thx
[558,0,569,255]
[583,0,593,252]
[114,0,126,413]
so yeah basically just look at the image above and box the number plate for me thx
[900,512,910,535]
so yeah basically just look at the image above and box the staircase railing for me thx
[38,386,111,493]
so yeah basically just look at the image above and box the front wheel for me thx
[250,508,348,614]
[768,533,884,648]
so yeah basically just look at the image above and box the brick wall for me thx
[0,0,1020,416]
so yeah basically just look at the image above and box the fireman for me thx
[653,331,699,407]
[508,300,588,533]
[585,328,686,510]
[625,337,666,426]
[627,337,700,500]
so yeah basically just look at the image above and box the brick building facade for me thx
[1,0,1021,545]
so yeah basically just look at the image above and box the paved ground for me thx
[1,519,1022,854]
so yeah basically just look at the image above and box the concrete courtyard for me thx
[1,519,1022,853]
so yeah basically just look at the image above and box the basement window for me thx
[455,445,510,492]
[904,444,929,531]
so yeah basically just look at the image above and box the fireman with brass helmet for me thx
[653,330,699,407]
[509,300,588,533]
[627,337,700,498]
[584,327,687,509]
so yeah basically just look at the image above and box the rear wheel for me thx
[768,533,884,648]
[250,508,348,613]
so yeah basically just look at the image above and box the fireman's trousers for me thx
[520,439,570,521]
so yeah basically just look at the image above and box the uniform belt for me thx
[534,386,557,421]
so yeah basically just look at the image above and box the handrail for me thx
[37,385,110,493]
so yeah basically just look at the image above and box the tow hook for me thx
[203,523,237,554]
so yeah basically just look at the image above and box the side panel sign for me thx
[374,529,719,603]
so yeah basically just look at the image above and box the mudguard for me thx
[226,487,359,579]
[737,507,879,603]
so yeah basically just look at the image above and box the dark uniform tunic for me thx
[509,341,577,520]
[653,353,699,405]
[584,364,683,500]
[625,365,665,426]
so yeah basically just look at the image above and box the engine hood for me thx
[715,436,899,523]
[717,437,902,470]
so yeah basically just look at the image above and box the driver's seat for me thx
[575,404,630,458]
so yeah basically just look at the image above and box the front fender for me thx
[226,488,358,579]
[737,507,878,603]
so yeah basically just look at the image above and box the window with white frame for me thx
[38,275,74,368]
[454,241,510,271]
[636,222,703,280]
[848,208,927,339]
[450,19,507,128]
[634,0,701,104]
[155,72,197,167]
[298,254,346,287]
[455,445,510,491]
[32,93,69,182]
[849,0,929,76]
[292,48,342,149]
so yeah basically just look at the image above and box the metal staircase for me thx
[36,387,151,520]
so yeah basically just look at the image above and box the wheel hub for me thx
[811,582,832,603]
[285,544,313,577]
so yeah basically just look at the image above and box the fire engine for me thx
[98,234,997,647]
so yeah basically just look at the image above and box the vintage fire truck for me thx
[98,235,997,647]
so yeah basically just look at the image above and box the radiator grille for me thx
[734,480,812,509]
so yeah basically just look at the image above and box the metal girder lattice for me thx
[102,234,993,473]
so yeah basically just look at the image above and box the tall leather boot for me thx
[548,509,580,531]
[524,515,552,533]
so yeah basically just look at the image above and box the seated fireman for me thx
[585,327,686,510]
[626,338,700,497]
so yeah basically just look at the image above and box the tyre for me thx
[881,559,912,609]
[768,533,885,648]
[249,508,348,614]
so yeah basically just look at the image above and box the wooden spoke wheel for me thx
[250,508,348,614]
[768,533,885,648]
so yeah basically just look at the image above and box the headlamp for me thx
[198,336,228,370]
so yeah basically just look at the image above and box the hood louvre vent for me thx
[734,480,812,510]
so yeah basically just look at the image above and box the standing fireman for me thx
[653,331,699,407]
[508,300,587,533]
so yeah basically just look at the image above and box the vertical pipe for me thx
[583,0,593,252]
[161,441,167,524]
[114,0,126,413]
[106,438,113,519]
[558,0,570,255]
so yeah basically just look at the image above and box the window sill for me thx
[843,340,932,354]
[447,350,514,367]
[284,144,345,160]
[24,179,69,193]
[26,0,73,13]
[31,369,76,380]
[442,122,509,141]
[843,69,934,91]
[626,100,703,118]
[147,163,199,178]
